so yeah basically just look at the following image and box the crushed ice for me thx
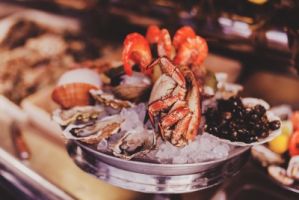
[154,133,231,164]
[97,102,231,164]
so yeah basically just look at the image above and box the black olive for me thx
[254,104,266,116]
[268,120,281,130]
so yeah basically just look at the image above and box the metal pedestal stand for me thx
[67,141,250,200]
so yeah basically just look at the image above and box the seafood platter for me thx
[52,25,282,192]
[252,106,299,193]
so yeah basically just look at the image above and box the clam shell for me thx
[52,68,102,109]
[57,68,102,87]
[52,83,98,109]
[206,97,281,147]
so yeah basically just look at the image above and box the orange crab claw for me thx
[157,29,173,59]
[122,33,152,75]
[146,25,161,44]
[174,35,208,66]
[173,26,196,49]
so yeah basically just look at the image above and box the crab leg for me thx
[148,57,186,87]
[148,95,178,124]
[171,114,192,146]
[160,107,190,128]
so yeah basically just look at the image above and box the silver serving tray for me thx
[67,140,250,193]
[73,140,249,176]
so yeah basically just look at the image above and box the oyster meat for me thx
[90,89,134,109]
[112,129,156,160]
[63,115,124,144]
[53,106,105,127]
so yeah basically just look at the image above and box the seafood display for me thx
[52,25,281,163]
[0,16,103,104]
[252,108,299,189]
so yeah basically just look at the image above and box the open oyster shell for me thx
[52,106,105,127]
[207,97,281,147]
[113,72,152,102]
[111,129,156,160]
[63,115,124,144]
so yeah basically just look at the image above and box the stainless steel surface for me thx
[67,140,250,193]
[74,141,250,176]
[0,148,75,200]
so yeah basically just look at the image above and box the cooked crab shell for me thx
[90,89,134,109]
[52,106,105,127]
[112,129,156,160]
[63,115,124,144]
[268,165,294,186]
[287,156,299,181]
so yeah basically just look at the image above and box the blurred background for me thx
[0,0,299,200]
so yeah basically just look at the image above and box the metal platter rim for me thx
[74,140,250,168]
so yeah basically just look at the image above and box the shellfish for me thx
[63,114,124,144]
[112,129,156,160]
[52,106,104,127]
[90,89,134,109]
[147,57,201,147]
[113,72,152,102]
[52,68,102,109]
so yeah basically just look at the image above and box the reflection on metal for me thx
[265,30,289,50]
[218,17,252,38]
[67,140,250,194]
[0,148,75,200]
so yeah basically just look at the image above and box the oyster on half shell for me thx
[112,129,156,160]
[63,115,124,144]
[90,89,134,109]
[53,106,105,127]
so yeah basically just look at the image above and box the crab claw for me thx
[174,35,208,66]
[146,25,161,44]
[173,26,196,49]
[122,33,152,75]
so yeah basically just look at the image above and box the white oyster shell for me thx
[207,97,281,147]
[268,165,294,186]
[112,129,156,160]
[287,156,299,181]
[62,115,124,144]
